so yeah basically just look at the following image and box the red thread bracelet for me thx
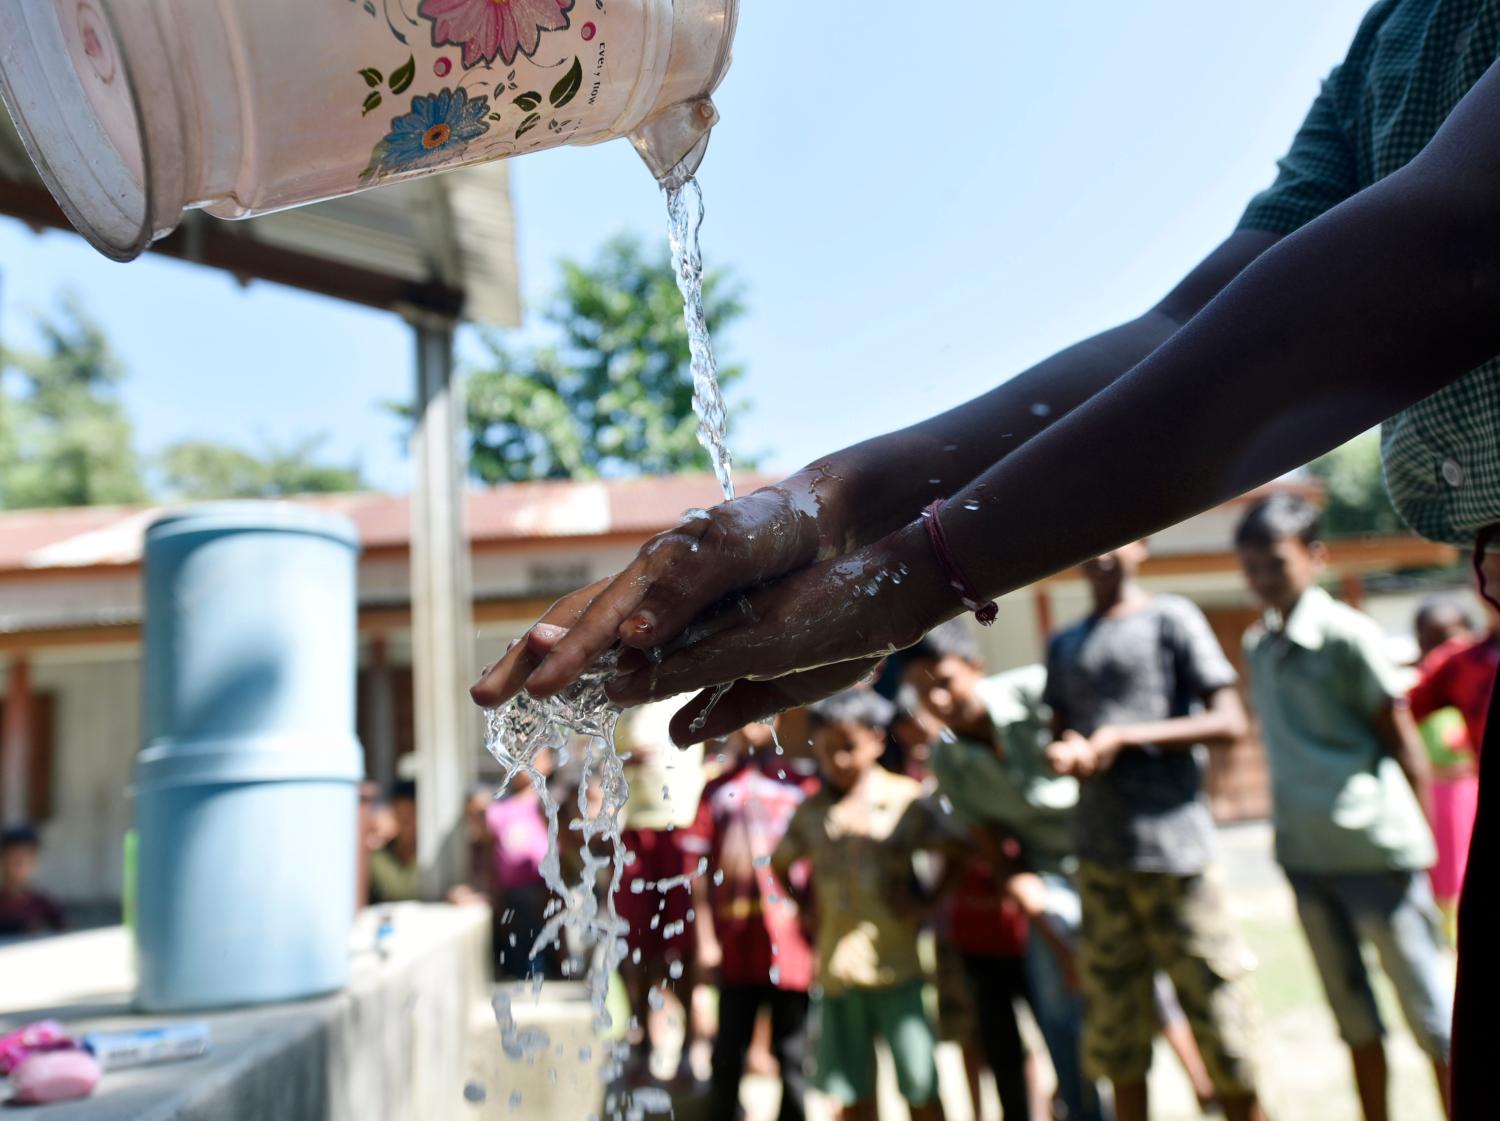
[922,500,998,626]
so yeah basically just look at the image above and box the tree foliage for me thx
[0,297,147,509]
[465,234,751,483]
[2,296,364,509]
[159,437,364,500]
[1304,429,1405,538]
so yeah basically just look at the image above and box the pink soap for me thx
[9,1049,101,1104]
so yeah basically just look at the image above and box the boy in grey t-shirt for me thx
[1045,540,1267,1121]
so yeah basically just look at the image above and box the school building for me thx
[0,475,1460,906]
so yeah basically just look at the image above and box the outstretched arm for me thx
[611,60,1500,743]
[471,231,1281,707]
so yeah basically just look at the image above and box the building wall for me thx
[26,649,139,901]
[5,575,1470,903]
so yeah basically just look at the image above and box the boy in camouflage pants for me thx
[1046,541,1268,1121]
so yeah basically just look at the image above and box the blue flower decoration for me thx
[364,87,490,181]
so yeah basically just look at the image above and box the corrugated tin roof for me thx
[0,473,776,573]
[0,106,519,328]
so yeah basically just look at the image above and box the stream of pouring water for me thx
[481,176,734,1114]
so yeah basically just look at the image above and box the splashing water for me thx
[667,178,735,499]
[484,663,630,1052]
[479,177,743,1113]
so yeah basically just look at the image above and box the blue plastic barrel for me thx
[134,504,363,1011]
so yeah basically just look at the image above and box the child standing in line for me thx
[1237,494,1451,1121]
[772,689,958,1121]
[1409,594,1495,945]
[1044,541,1266,1121]
[0,826,65,936]
[485,751,556,979]
[614,698,708,1082]
[685,718,817,1121]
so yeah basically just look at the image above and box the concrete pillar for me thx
[407,315,477,899]
[1,653,32,826]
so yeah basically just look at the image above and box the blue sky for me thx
[0,1,1375,494]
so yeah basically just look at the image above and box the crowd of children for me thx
[572,491,1470,1121]
[5,503,1480,1121]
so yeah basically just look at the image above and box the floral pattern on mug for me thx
[361,87,490,182]
[419,0,575,70]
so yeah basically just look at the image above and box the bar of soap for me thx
[9,1049,102,1104]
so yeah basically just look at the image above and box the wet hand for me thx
[603,520,955,744]
[471,471,843,707]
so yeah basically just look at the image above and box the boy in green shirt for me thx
[1237,494,1451,1121]
[900,624,1102,1121]
[772,690,956,1121]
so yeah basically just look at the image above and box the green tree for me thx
[1304,429,1404,537]
[0,297,147,509]
[159,437,365,500]
[465,234,750,483]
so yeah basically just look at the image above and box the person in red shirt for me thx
[0,826,65,938]
[1410,595,1500,755]
[684,719,817,1121]
[1409,595,1494,941]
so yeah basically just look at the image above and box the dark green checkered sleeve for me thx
[1238,65,1360,235]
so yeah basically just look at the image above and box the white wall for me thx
[28,650,140,901]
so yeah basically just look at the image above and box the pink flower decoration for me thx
[433,56,452,77]
[419,0,575,69]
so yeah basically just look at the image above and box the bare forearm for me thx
[804,233,1283,553]
[1380,702,1434,818]
[1115,714,1243,752]
[933,156,1500,602]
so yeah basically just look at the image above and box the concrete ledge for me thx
[0,904,489,1120]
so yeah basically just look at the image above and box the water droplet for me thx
[962,499,981,511]
[464,1081,487,1104]
[940,795,954,815]
[928,477,942,485]
[509,1090,523,1110]
[753,855,770,868]
[1030,401,1052,417]
[648,988,666,1011]
[713,869,725,886]
[669,960,684,979]
[768,965,781,984]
